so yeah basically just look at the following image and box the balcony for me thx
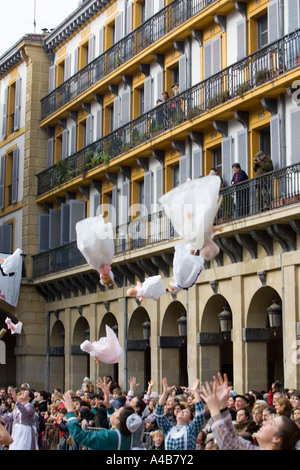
[32,164,300,279]
[36,28,300,198]
[41,0,218,120]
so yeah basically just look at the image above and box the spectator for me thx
[234,394,250,411]
[231,163,248,216]
[290,390,300,409]
[274,396,293,418]
[200,373,300,450]
[148,429,165,450]
[253,150,274,210]
[154,377,206,450]
[62,388,141,450]
[234,408,251,435]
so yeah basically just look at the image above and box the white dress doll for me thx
[169,239,220,291]
[159,175,221,251]
[76,215,115,285]
[127,275,166,301]
[0,248,22,275]
[80,325,123,364]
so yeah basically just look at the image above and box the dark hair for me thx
[237,408,251,419]
[118,406,135,436]
[134,397,146,416]
[275,415,300,450]
[232,163,241,169]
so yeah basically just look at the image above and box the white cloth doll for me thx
[5,317,22,334]
[127,275,166,301]
[159,175,221,251]
[76,215,115,285]
[169,240,220,291]
[80,325,123,364]
[0,248,22,275]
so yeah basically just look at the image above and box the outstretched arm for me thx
[200,372,231,417]
[158,377,175,406]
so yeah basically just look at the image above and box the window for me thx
[0,147,19,210]
[257,14,268,49]
[1,77,22,139]
[140,87,145,115]
[259,128,271,158]
[213,147,222,178]
[173,164,180,188]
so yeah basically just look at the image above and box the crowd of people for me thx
[0,374,300,451]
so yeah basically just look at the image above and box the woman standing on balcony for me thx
[231,163,249,217]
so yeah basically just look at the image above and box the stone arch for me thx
[49,320,65,392]
[200,294,233,384]
[72,316,90,391]
[128,307,151,390]
[245,286,283,391]
[160,300,186,386]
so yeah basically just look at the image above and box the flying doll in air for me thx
[127,275,166,302]
[76,215,115,286]
[80,325,124,364]
[159,175,222,292]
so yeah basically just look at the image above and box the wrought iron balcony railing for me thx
[36,28,300,197]
[41,0,217,120]
[32,163,300,278]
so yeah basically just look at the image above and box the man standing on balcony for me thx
[253,150,274,211]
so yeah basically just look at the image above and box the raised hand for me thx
[200,373,231,417]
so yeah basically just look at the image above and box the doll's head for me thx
[127,287,137,297]
[99,266,114,286]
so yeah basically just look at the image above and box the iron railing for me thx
[32,164,300,279]
[36,28,300,197]
[41,0,217,120]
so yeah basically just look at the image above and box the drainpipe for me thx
[124,295,128,391]
[281,252,286,388]
[46,311,50,392]
[279,93,286,168]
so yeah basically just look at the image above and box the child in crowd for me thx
[148,429,164,450]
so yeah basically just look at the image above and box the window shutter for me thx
[110,185,118,228]
[74,47,79,74]
[144,76,152,112]
[179,53,187,92]
[49,209,61,249]
[99,26,104,54]
[0,155,5,210]
[60,203,70,245]
[193,148,203,179]
[222,137,233,187]
[47,137,54,168]
[288,0,300,32]
[113,96,120,130]
[96,108,102,141]
[69,200,86,242]
[179,155,190,184]
[203,42,212,79]
[61,129,69,159]
[270,114,281,170]
[212,35,222,75]
[268,0,279,43]
[88,35,95,63]
[0,224,13,254]
[290,108,300,164]
[159,0,165,9]
[38,214,50,252]
[115,12,124,43]
[14,77,22,131]
[70,125,77,155]
[157,69,164,102]
[145,0,154,20]
[120,179,130,225]
[144,170,153,214]
[1,87,8,139]
[63,54,71,81]
[85,114,93,146]
[120,88,131,125]
[11,147,19,204]
[237,129,248,174]
[126,3,133,35]
[94,193,101,216]
[48,65,56,92]
[156,165,164,205]
[237,18,247,60]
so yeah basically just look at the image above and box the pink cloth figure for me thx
[0,248,22,274]
[99,264,114,286]
[5,317,22,335]
[80,325,123,364]
[127,275,166,301]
